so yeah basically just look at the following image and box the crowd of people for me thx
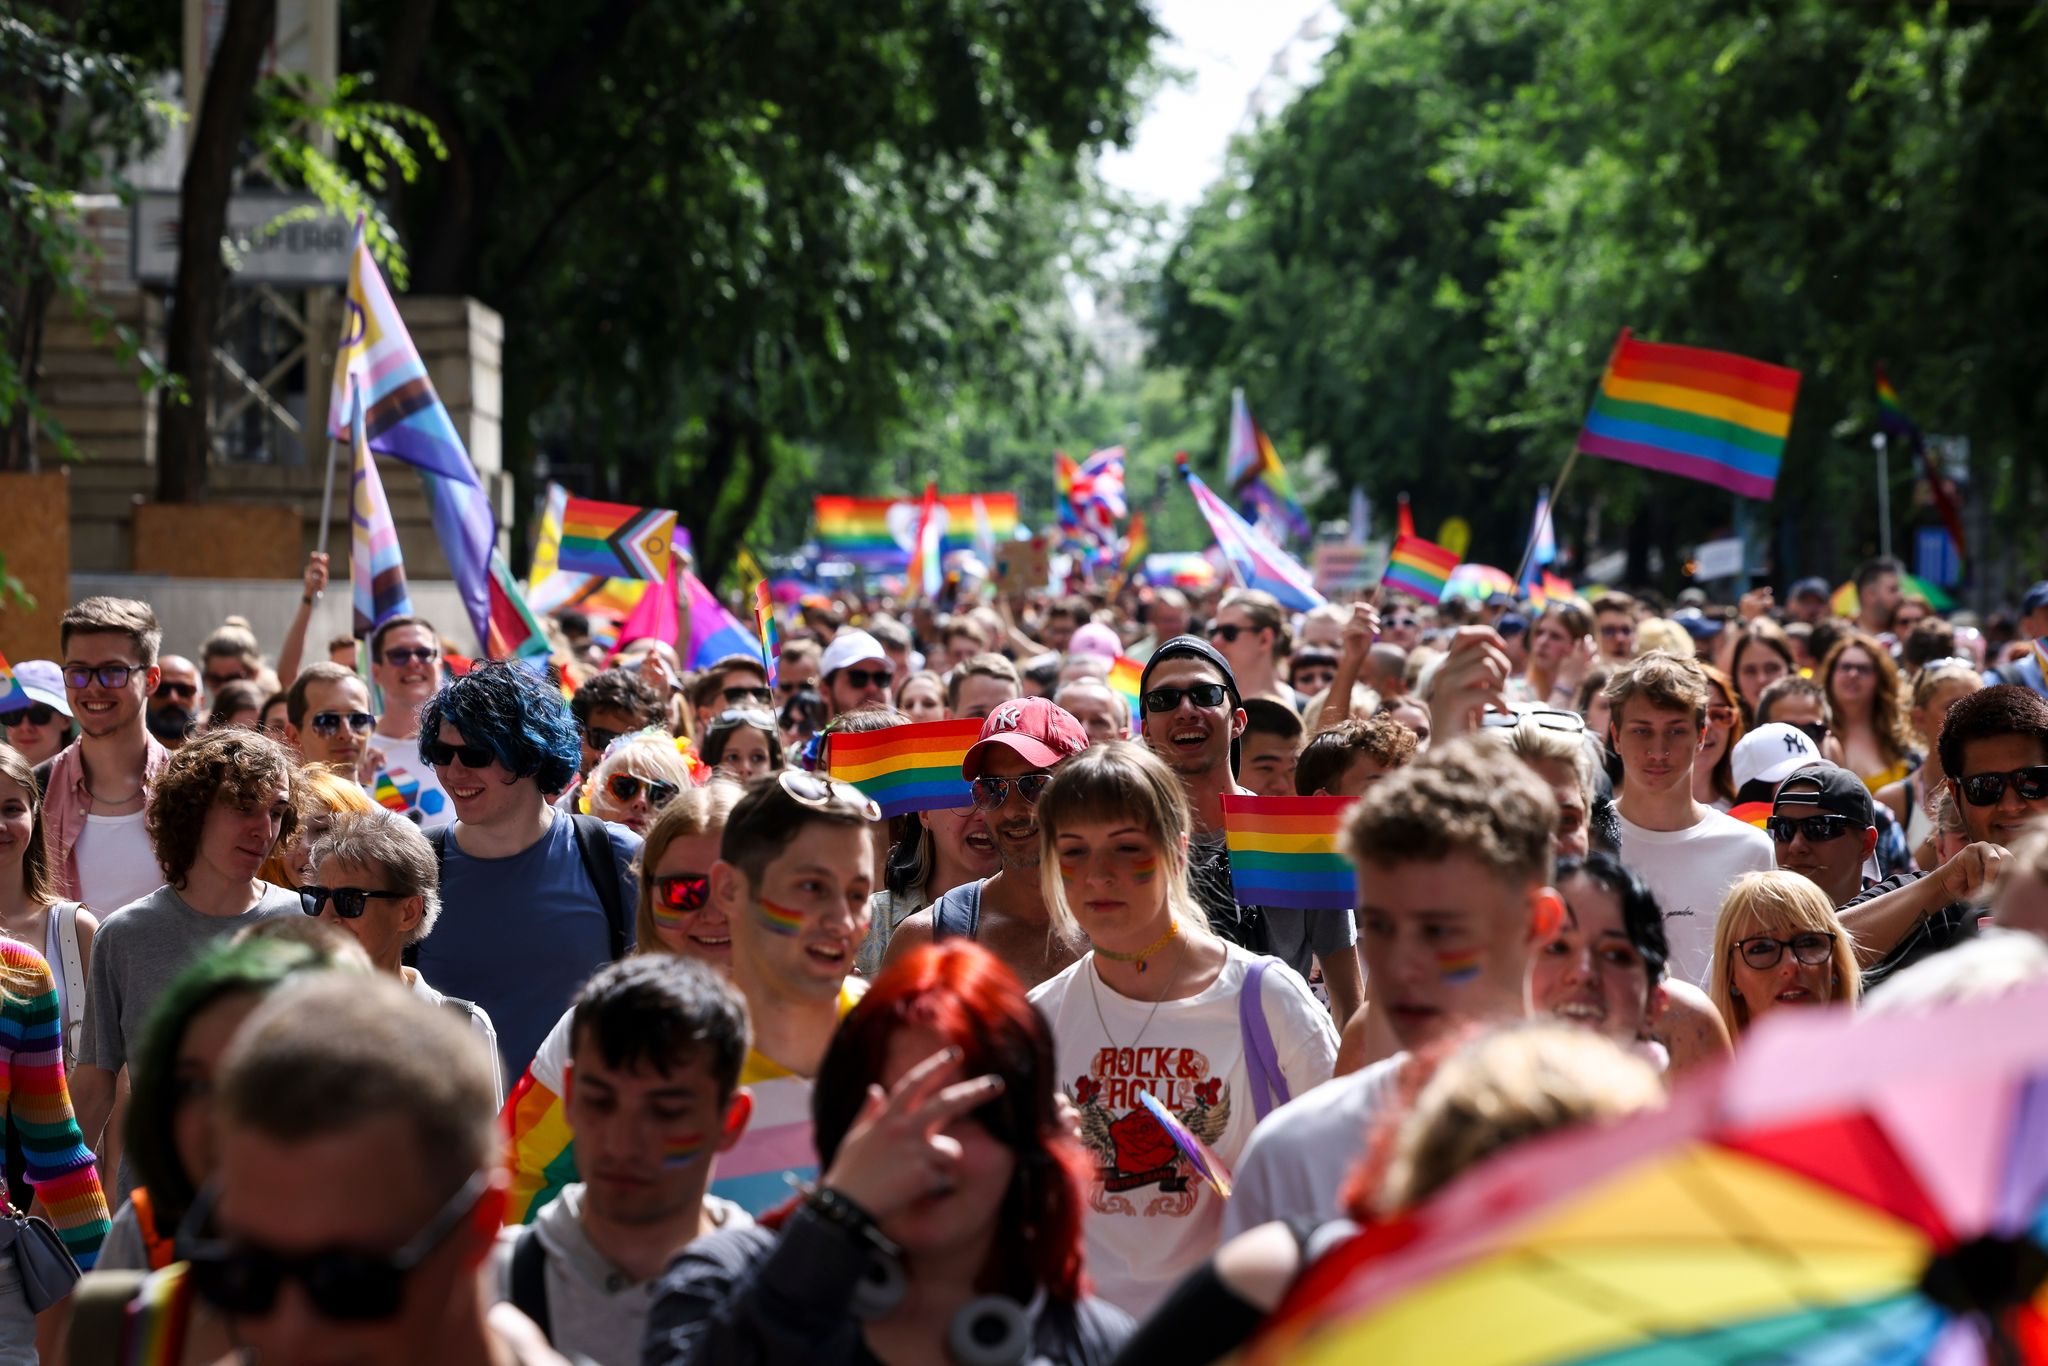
[0,547,2043,1363]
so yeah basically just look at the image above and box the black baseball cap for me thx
[1772,764,1874,829]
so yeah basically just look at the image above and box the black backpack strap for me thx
[508,1223,551,1343]
[408,825,451,970]
[568,814,630,959]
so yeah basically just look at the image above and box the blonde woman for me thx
[585,730,695,834]
[1708,870,1861,1039]
[1026,742,1338,1319]
[1819,632,1919,791]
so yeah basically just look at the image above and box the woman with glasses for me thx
[1026,742,1338,1318]
[1876,660,1983,865]
[502,783,745,1225]
[1690,665,1746,811]
[1707,870,1861,1039]
[1819,632,1919,792]
[585,730,696,835]
[700,708,785,783]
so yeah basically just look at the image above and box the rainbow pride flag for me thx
[1383,533,1460,604]
[1728,800,1774,830]
[1877,365,1967,564]
[1220,794,1358,911]
[0,651,26,712]
[1108,656,1144,734]
[813,494,1019,569]
[827,718,982,817]
[1577,329,1802,501]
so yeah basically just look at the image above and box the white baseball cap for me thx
[818,629,889,677]
[1731,722,1822,792]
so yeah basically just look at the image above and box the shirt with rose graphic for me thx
[1028,942,1338,1318]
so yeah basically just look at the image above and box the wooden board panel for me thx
[0,472,73,661]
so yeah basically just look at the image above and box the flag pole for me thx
[318,433,343,558]
[1512,447,1581,590]
[1872,432,1892,560]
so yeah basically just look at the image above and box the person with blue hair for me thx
[413,661,643,1079]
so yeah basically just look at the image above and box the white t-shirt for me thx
[1617,807,1776,985]
[72,811,161,916]
[1027,944,1339,1319]
[364,734,454,829]
[1223,1052,1406,1238]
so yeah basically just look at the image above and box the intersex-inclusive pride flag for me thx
[827,718,982,818]
[813,494,1018,568]
[556,495,677,583]
[347,388,412,639]
[1220,794,1358,911]
[1382,533,1460,604]
[1179,458,1325,613]
[1576,329,1802,501]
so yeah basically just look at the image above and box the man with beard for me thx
[1139,637,1364,1029]
[146,654,202,749]
[488,958,753,1364]
[882,697,1088,989]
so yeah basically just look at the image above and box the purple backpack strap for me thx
[1238,958,1291,1122]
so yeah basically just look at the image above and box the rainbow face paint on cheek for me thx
[652,903,685,929]
[663,1133,708,1167]
[1436,948,1482,985]
[756,898,805,936]
[1130,855,1158,884]
[1058,855,1084,885]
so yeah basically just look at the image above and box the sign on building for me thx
[132,192,353,286]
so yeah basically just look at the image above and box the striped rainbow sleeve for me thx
[0,941,110,1267]
[500,1008,576,1225]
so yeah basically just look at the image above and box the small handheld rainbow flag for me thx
[1220,794,1358,911]
[557,495,677,582]
[0,651,26,712]
[1382,534,1460,604]
[1108,656,1144,733]
[752,578,777,683]
[1577,329,1802,501]
[827,718,982,817]
[1120,511,1149,578]
[1136,1090,1233,1198]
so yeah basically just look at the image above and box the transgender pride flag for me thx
[1180,457,1325,613]
[348,384,412,639]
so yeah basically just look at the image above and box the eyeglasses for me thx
[1386,617,1418,630]
[419,736,496,770]
[1767,814,1855,844]
[1956,765,2048,808]
[309,711,376,737]
[298,885,410,919]
[1208,624,1248,643]
[1598,625,1635,640]
[63,663,136,690]
[1732,931,1837,970]
[605,773,680,807]
[971,772,1053,810]
[836,667,893,691]
[0,705,57,729]
[381,647,439,667]
[180,1170,488,1321]
[775,769,882,820]
[656,873,711,912]
[722,685,774,707]
[1833,660,1876,677]
[153,681,198,702]
[1142,683,1230,714]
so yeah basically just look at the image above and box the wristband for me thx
[802,1185,901,1260]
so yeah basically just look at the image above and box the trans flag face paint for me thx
[756,898,805,937]
[663,1132,708,1168]
[1436,948,1482,985]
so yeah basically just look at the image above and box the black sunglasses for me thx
[420,736,496,770]
[1767,814,1855,844]
[309,710,376,737]
[971,772,1053,810]
[1733,932,1837,971]
[299,885,410,919]
[656,873,711,911]
[1142,683,1230,714]
[605,773,680,807]
[1956,765,2048,808]
[180,1170,488,1322]
[1208,624,1249,643]
[836,667,893,690]
[381,646,439,667]
[723,685,774,706]
[153,681,198,701]
[0,705,57,729]
[583,723,625,754]
[1792,721,1830,746]
[64,663,136,690]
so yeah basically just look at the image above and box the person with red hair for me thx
[643,940,1134,1364]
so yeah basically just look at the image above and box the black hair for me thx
[418,660,580,794]
[571,667,664,729]
[1937,683,2048,782]
[569,956,750,1098]
[1555,851,1669,993]
[1240,696,1304,742]
[1853,555,1906,595]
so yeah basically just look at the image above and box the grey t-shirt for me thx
[81,881,302,1075]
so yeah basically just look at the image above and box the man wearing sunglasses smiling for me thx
[191,973,575,1363]
[817,629,894,719]
[1839,684,2048,985]
[1767,764,1878,908]
[282,662,378,777]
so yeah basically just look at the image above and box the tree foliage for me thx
[1154,0,2048,597]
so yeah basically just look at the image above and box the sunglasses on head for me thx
[0,705,57,729]
[64,663,136,690]
[381,646,438,667]
[605,773,680,807]
[656,873,710,911]
[180,1170,488,1322]
[836,667,893,691]
[971,772,1053,810]
[1733,931,1836,971]
[723,685,774,707]
[153,681,198,702]
[420,736,496,770]
[1142,682,1230,714]
[1767,814,1855,844]
[309,710,376,737]
[1956,765,2048,808]
[298,885,408,919]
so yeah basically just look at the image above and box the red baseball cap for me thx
[962,697,1089,778]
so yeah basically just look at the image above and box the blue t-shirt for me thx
[417,812,639,1079]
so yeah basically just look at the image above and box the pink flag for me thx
[614,549,681,654]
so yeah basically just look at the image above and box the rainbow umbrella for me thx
[1444,563,1519,602]
[1252,979,2048,1365]
[1831,573,1955,616]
